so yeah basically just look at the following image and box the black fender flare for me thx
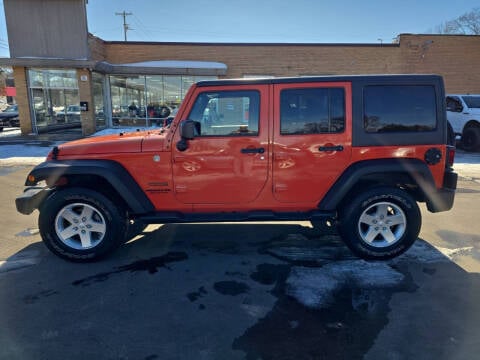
[318,158,437,211]
[25,160,155,214]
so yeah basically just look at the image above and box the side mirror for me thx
[177,120,201,152]
[180,120,200,140]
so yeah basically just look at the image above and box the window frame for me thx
[363,85,438,134]
[279,87,346,136]
[187,89,261,137]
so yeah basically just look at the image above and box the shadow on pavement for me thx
[1,223,480,359]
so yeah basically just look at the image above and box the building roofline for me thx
[102,40,399,47]
[100,33,480,47]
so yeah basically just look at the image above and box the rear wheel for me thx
[39,187,126,262]
[461,127,480,152]
[338,187,421,260]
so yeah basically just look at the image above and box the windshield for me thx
[4,105,17,112]
[462,96,480,108]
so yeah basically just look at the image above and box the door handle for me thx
[241,147,265,154]
[319,145,344,152]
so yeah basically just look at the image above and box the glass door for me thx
[28,69,80,133]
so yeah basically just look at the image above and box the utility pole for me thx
[115,11,132,41]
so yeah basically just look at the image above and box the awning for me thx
[0,57,96,68]
[5,87,16,97]
[94,60,227,76]
[0,58,227,76]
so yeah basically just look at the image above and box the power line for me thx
[132,14,154,41]
[115,11,133,41]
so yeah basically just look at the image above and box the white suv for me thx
[446,94,480,151]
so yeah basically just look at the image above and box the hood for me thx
[466,108,480,116]
[55,131,148,157]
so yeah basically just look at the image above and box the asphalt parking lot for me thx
[0,151,479,359]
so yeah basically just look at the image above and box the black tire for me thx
[461,127,480,152]
[338,187,421,260]
[0,126,3,132]
[38,187,127,262]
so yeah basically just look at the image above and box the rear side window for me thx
[364,85,437,133]
[280,88,345,135]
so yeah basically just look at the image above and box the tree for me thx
[435,8,480,35]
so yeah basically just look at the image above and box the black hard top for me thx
[196,74,443,87]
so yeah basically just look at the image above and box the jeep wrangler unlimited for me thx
[16,75,457,262]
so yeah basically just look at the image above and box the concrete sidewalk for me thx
[0,127,83,145]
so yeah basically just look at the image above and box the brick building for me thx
[1,0,480,135]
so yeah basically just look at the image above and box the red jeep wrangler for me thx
[16,75,457,262]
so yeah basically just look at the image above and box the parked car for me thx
[446,94,480,151]
[55,105,81,123]
[0,104,19,131]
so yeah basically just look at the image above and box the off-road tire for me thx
[38,187,126,262]
[339,187,421,260]
[461,126,480,152]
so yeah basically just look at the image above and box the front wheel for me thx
[338,187,421,260]
[39,187,126,262]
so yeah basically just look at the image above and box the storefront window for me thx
[28,69,80,132]
[145,75,168,126]
[110,75,216,128]
[92,72,106,129]
[110,75,147,127]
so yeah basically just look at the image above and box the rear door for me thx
[172,85,269,204]
[272,81,352,203]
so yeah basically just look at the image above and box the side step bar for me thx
[137,210,337,225]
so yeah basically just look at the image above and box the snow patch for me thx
[394,241,473,263]
[286,261,404,309]
[113,60,227,70]
[0,249,42,273]
[91,126,158,137]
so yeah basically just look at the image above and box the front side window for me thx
[364,85,437,133]
[188,90,259,136]
[280,88,345,135]
[462,95,480,109]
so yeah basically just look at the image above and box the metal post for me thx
[115,11,132,41]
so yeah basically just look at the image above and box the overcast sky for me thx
[0,0,477,57]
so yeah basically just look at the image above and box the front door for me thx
[272,82,352,203]
[172,85,269,204]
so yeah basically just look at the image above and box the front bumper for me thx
[16,187,51,215]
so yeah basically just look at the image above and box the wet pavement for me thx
[0,156,479,359]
